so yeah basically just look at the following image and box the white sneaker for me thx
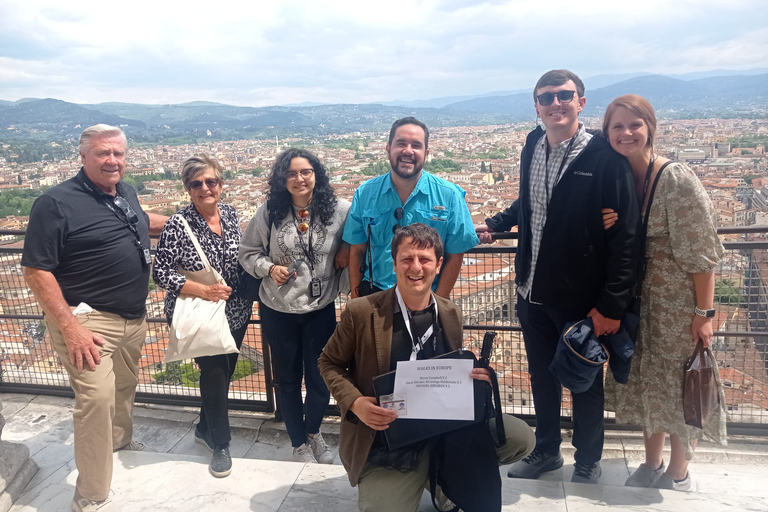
[293,443,318,463]
[71,490,121,512]
[307,432,335,464]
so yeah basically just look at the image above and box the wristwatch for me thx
[694,306,716,318]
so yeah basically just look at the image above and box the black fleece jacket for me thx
[485,127,639,320]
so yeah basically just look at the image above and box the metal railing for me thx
[1,228,768,435]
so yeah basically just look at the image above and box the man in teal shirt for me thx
[344,117,479,298]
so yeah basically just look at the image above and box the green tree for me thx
[251,167,265,177]
[0,189,42,217]
[232,359,255,381]
[424,158,462,173]
[714,279,743,305]
[153,362,183,385]
[361,160,390,176]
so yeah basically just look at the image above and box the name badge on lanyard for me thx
[395,286,439,361]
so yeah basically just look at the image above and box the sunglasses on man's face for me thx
[536,90,576,106]
[189,179,220,190]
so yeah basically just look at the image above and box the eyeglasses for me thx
[189,178,220,190]
[113,196,139,225]
[392,207,404,234]
[536,90,576,106]
[286,169,314,181]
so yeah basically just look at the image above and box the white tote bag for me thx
[164,216,239,363]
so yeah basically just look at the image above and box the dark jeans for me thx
[260,302,337,448]
[195,322,248,447]
[516,296,604,464]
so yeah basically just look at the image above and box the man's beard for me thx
[390,156,423,179]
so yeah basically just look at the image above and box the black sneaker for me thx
[210,445,232,478]
[507,449,564,479]
[194,424,213,453]
[571,461,602,484]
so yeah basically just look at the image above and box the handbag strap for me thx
[636,161,672,288]
[178,215,224,282]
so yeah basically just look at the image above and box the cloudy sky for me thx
[1,0,766,106]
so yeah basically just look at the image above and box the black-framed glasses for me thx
[113,196,139,225]
[392,207,404,234]
[536,90,576,106]
[285,169,314,181]
[189,178,220,190]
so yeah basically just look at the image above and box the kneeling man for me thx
[319,223,534,511]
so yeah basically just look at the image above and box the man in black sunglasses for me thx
[475,70,640,484]
[22,124,168,512]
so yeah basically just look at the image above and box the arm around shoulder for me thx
[485,199,520,233]
[595,155,640,319]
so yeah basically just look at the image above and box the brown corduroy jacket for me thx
[318,287,464,486]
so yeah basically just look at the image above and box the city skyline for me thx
[1,0,766,107]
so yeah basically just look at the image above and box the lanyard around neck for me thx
[543,132,578,205]
[394,286,439,361]
[77,174,141,243]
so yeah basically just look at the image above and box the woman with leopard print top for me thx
[153,154,252,479]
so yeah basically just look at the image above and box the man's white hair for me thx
[78,124,127,155]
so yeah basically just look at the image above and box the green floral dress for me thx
[607,162,727,457]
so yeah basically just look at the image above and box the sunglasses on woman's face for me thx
[189,178,220,190]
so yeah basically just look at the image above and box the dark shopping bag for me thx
[683,341,720,429]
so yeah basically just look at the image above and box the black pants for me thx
[260,302,337,447]
[195,322,248,446]
[517,296,604,464]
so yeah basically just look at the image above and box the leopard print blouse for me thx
[153,202,252,330]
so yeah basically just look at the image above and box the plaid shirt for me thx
[518,124,593,301]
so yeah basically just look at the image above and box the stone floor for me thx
[2,392,768,512]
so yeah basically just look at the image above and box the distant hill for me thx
[0,72,765,143]
[443,74,768,119]
[0,98,145,131]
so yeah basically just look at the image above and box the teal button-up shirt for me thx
[343,170,479,291]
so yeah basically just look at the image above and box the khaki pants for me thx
[47,309,146,501]
[357,414,535,512]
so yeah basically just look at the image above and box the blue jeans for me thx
[260,302,336,447]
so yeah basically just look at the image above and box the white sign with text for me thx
[392,359,474,420]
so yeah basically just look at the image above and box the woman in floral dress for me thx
[602,95,727,491]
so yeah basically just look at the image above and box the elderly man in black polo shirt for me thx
[22,124,167,512]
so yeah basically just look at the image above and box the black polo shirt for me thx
[22,168,151,319]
